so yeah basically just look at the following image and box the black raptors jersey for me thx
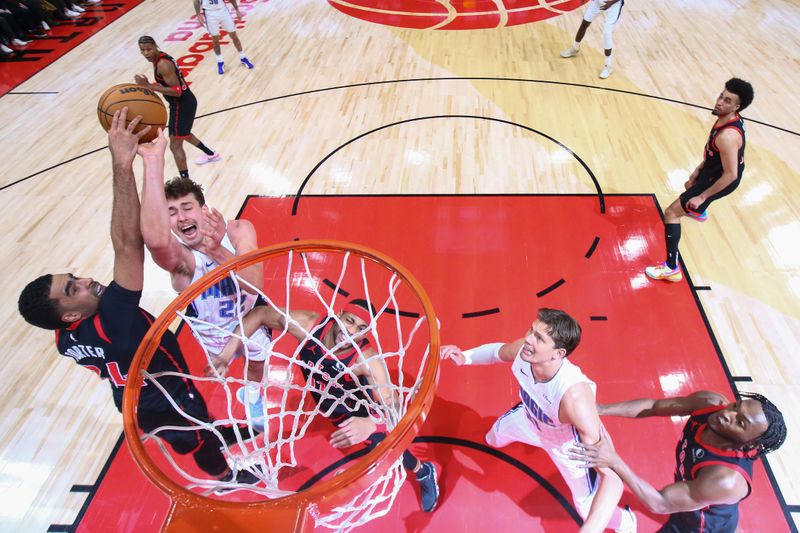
[662,406,754,533]
[153,52,191,106]
[297,317,372,420]
[697,114,746,183]
[55,282,193,412]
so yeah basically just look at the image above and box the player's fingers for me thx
[135,124,152,140]
[110,109,122,130]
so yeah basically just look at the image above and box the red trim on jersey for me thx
[55,329,61,343]
[93,314,112,344]
[691,405,725,417]
[699,510,706,532]
[711,125,744,152]
[66,317,86,331]
[694,423,755,458]
[690,459,753,487]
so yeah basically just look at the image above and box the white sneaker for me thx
[85,0,101,3]
[71,4,85,12]
[615,506,637,532]
[560,46,579,58]
[12,39,30,46]
[64,9,79,17]
[599,66,613,79]
[41,21,50,30]
[1,44,13,54]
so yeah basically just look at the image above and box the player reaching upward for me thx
[193,0,254,75]
[645,78,753,282]
[440,308,636,532]
[571,390,786,532]
[135,36,221,178]
[139,157,269,430]
[17,109,256,486]
[210,299,441,513]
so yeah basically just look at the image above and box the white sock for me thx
[239,51,247,59]
[573,41,581,50]
[605,55,613,67]
[215,53,223,62]
[246,382,260,403]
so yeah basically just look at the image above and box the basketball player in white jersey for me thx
[139,166,269,430]
[440,308,636,532]
[193,0,254,75]
[559,0,625,79]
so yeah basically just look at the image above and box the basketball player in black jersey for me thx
[570,390,786,532]
[209,299,441,512]
[134,36,220,179]
[17,109,257,487]
[646,78,754,282]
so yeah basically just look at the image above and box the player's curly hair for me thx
[18,274,70,330]
[164,176,206,206]
[739,392,787,459]
[725,78,754,112]
[537,308,582,356]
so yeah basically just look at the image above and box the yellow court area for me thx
[0,0,799,530]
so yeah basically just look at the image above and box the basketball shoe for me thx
[217,61,225,75]
[416,462,440,512]
[560,45,580,58]
[686,209,708,222]
[645,263,682,282]
[241,57,254,69]
[599,66,613,79]
[237,387,266,432]
[195,152,222,165]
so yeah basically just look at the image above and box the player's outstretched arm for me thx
[138,141,193,286]
[571,430,749,514]
[205,306,318,376]
[440,338,521,366]
[561,383,623,533]
[108,108,148,291]
[599,390,727,418]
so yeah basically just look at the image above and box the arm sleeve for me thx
[463,342,504,365]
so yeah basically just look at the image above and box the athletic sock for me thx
[215,53,223,62]
[665,223,681,270]
[246,382,261,403]
[179,169,189,178]
[605,54,613,67]
[196,142,215,156]
[573,41,581,50]
[239,51,247,59]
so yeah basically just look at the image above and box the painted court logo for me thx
[328,0,588,30]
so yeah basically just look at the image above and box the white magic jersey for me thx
[199,0,227,11]
[184,235,268,360]
[511,349,596,441]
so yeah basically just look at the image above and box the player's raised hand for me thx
[137,128,168,159]
[330,417,376,448]
[199,206,226,253]
[440,344,467,366]
[108,107,148,167]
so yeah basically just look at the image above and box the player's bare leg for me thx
[561,19,592,58]
[229,31,254,69]
[185,133,220,166]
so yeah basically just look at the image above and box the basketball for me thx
[97,83,167,142]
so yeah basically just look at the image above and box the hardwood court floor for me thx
[0,0,798,530]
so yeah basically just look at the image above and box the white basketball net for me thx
[138,248,433,532]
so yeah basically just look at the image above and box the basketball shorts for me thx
[168,91,197,139]
[583,0,624,27]
[679,174,741,214]
[486,402,600,518]
[195,325,271,363]
[204,7,236,36]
